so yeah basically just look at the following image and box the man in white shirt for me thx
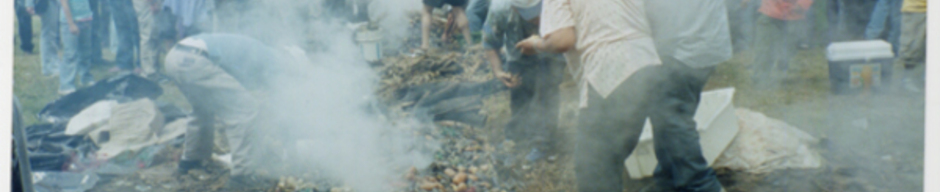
[517,0,728,191]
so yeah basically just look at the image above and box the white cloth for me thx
[539,0,661,108]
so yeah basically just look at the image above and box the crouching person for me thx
[164,33,303,191]
[483,0,563,161]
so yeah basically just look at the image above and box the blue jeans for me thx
[38,0,61,76]
[107,0,139,70]
[466,0,489,32]
[15,3,34,53]
[59,21,95,92]
[865,0,901,54]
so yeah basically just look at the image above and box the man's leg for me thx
[452,6,473,45]
[864,0,889,40]
[76,21,96,86]
[649,58,722,192]
[134,0,158,76]
[574,66,661,192]
[87,0,104,65]
[530,59,563,154]
[39,0,61,76]
[466,0,489,33]
[420,2,436,50]
[59,22,81,93]
[15,4,34,53]
[896,12,927,92]
[108,0,139,71]
[752,15,783,87]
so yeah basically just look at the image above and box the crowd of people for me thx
[14,0,215,95]
[13,0,927,191]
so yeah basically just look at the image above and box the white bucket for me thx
[356,29,383,63]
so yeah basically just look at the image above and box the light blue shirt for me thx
[644,0,733,67]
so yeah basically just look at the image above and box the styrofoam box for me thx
[624,88,740,179]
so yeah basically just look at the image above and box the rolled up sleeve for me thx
[539,0,575,37]
[482,11,503,50]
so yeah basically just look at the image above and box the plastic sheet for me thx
[38,74,163,124]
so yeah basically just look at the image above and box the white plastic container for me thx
[355,29,383,63]
[624,88,740,179]
[826,40,895,94]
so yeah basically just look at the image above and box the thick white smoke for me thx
[219,0,437,191]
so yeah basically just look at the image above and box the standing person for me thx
[165,34,306,191]
[751,0,814,88]
[865,0,902,54]
[482,0,562,162]
[134,0,161,78]
[106,0,140,74]
[420,0,473,50]
[15,0,35,54]
[727,0,762,52]
[58,0,97,95]
[896,0,926,93]
[27,0,62,76]
[516,0,726,191]
[643,0,733,191]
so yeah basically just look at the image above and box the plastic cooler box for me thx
[624,88,740,179]
[826,40,895,94]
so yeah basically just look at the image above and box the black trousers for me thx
[15,3,34,52]
[107,0,140,70]
[575,58,722,192]
[505,59,563,151]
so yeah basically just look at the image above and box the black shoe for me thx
[225,175,276,192]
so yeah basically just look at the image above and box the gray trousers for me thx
[575,58,721,192]
[506,59,563,151]
[164,46,260,176]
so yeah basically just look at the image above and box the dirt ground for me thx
[13,13,924,192]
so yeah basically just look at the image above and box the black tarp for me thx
[38,74,163,124]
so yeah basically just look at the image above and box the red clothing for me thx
[759,0,814,20]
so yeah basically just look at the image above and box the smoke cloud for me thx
[210,0,437,191]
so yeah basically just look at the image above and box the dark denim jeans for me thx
[575,58,720,192]
[107,0,139,70]
[505,58,563,151]
[15,3,35,52]
[466,0,489,32]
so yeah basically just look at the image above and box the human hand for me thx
[494,70,521,88]
[69,24,80,34]
[515,35,542,55]
[27,7,35,15]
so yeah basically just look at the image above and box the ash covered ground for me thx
[12,4,924,192]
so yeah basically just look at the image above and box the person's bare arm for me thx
[60,0,79,34]
[515,27,576,54]
[486,49,520,87]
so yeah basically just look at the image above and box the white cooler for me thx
[826,40,895,94]
[624,88,740,179]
